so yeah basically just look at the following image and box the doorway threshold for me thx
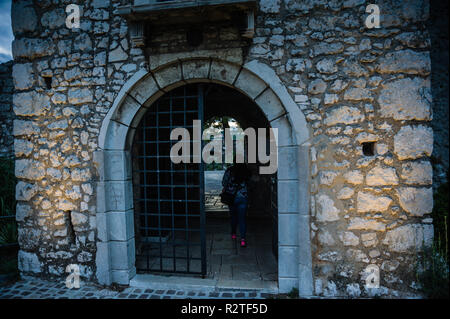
[129,274,278,294]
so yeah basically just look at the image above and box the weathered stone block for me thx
[344,170,364,185]
[68,88,93,105]
[277,180,299,213]
[110,238,135,270]
[111,96,141,128]
[260,0,281,13]
[12,38,54,59]
[397,187,433,216]
[348,217,386,232]
[307,79,326,94]
[316,58,337,74]
[376,50,430,75]
[104,151,132,181]
[378,78,431,121]
[109,46,128,62]
[277,146,298,180]
[382,224,433,252]
[12,63,34,90]
[18,250,42,273]
[105,181,134,212]
[13,92,50,117]
[339,231,359,246]
[209,60,240,85]
[16,181,38,201]
[58,199,77,211]
[317,229,335,245]
[14,139,34,157]
[311,42,344,57]
[41,8,66,29]
[324,106,364,126]
[182,59,210,81]
[357,192,392,212]
[15,159,45,181]
[234,69,267,99]
[361,233,378,247]
[16,203,32,222]
[315,193,340,222]
[400,161,433,185]
[255,88,285,121]
[366,164,399,186]
[337,187,354,199]
[394,125,433,160]
[344,87,373,102]
[319,170,339,186]
[71,168,92,182]
[11,1,38,35]
[108,210,135,241]
[153,63,182,91]
[278,247,298,278]
[74,33,93,52]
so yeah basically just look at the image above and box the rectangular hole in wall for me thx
[43,76,52,90]
[362,142,375,156]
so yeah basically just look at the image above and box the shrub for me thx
[416,173,449,299]
[0,157,16,217]
[416,243,449,299]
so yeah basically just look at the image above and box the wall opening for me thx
[98,59,311,294]
[131,83,278,285]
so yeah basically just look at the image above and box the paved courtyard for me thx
[0,277,277,299]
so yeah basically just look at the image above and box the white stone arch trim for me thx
[96,58,313,295]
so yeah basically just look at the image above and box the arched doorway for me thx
[130,83,278,285]
[96,58,312,294]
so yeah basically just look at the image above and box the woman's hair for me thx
[232,163,249,184]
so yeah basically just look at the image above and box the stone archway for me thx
[95,57,312,294]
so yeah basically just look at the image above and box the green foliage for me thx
[416,243,449,299]
[417,174,449,299]
[0,222,17,245]
[287,287,299,299]
[0,253,18,275]
[432,178,449,262]
[0,158,16,217]
[0,158,18,245]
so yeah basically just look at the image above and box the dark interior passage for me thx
[132,83,277,284]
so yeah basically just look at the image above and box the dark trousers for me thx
[230,195,248,239]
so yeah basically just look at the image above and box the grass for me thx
[0,157,18,276]
[0,158,16,217]
[0,250,18,275]
[416,174,449,299]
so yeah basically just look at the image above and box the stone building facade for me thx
[8,0,439,297]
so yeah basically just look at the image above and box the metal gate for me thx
[133,84,206,276]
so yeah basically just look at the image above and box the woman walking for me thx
[221,163,251,247]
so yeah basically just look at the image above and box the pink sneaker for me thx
[231,234,237,240]
[240,239,246,247]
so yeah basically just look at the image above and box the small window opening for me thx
[66,211,76,245]
[186,27,203,47]
[43,76,52,90]
[362,142,375,156]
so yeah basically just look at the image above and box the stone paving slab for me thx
[0,278,276,299]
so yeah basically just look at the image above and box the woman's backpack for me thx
[220,187,236,206]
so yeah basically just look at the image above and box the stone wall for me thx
[11,0,436,297]
[0,61,14,158]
